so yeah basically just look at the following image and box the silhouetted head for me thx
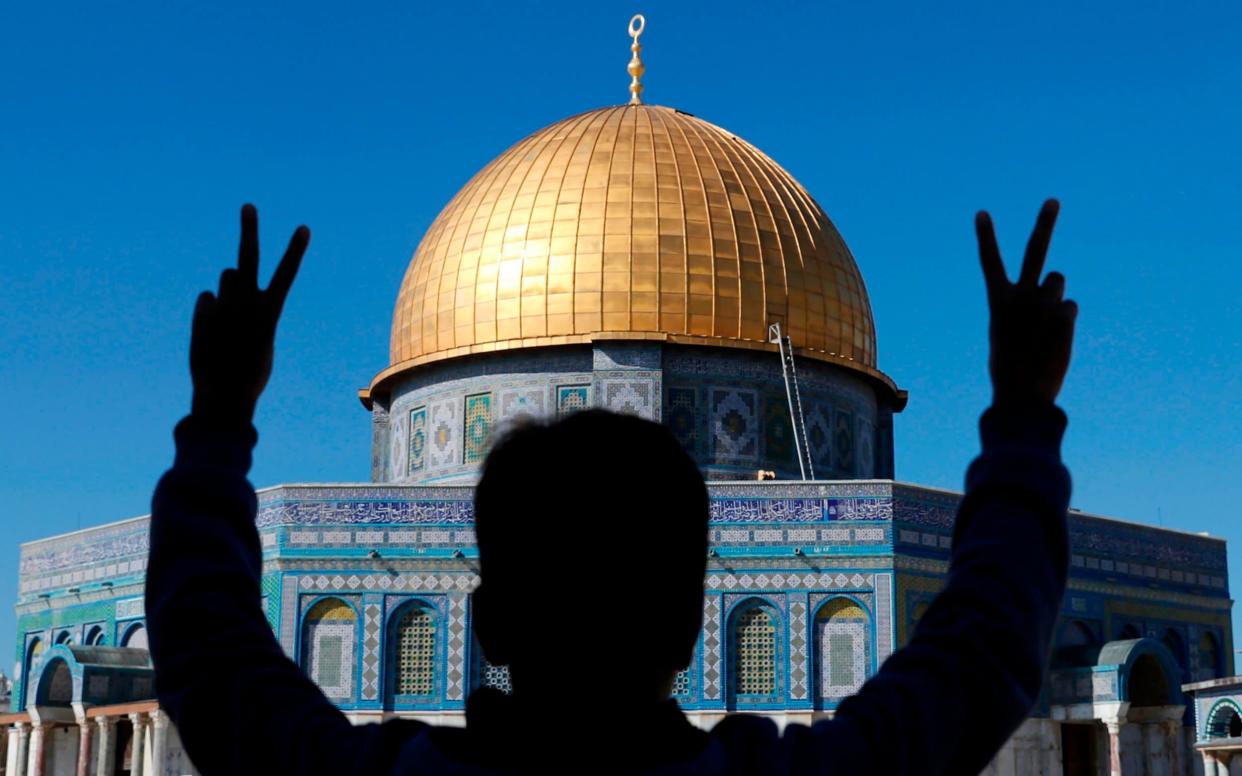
[473,409,709,708]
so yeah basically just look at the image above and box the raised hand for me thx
[976,199,1078,406]
[189,204,310,425]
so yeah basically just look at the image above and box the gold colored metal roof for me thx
[372,104,898,402]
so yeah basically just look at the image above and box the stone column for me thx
[1203,752,1233,776]
[25,722,48,776]
[128,713,147,776]
[9,723,30,776]
[95,716,116,776]
[75,719,93,776]
[1158,720,1183,776]
[149,710,168,776]
[1106,721,1125,776]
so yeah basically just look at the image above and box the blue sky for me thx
[2,1,1239,663]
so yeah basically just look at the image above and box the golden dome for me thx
[369,104,898,401]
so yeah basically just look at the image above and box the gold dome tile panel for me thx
[377,104,894,397]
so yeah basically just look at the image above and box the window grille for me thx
[672,668,691,697]
[396,607,436,696]
[481,662,512,694]
[733,607,775,696]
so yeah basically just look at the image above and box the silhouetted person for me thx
[147,200,1077,774]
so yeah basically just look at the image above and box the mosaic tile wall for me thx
[14,481,1232,714]
[377,342,888,484]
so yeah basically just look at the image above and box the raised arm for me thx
[145,206,420,774]
[783,200,1078,774]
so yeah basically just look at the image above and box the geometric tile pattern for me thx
[763,394,794,468]
[857,417,874,478]
[428,398,460,469]
[463,393,492,465]
[600,380,655,420]
[710,389,758,463]
[361,603,382,700]
[481,662,513,694]
[446,594,467,701]
[875,573,893,662]
[706,572,872,591]
[834,409,854,475]
[702,596,722,700]
[280,576,300,658]
[388,413,408,481]
[672,668,691,697]
[665,387,698,454]
[300,574,479,593]
[804,403,832,474]
[497,387,546,422]
[817,620,868,701]
[788,598,808,700]
[303,598,357,700]
[408,407,427,474]
[557,385,590,417]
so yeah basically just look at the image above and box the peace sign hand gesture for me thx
[189,204,310,425]
[976,199,1078,407]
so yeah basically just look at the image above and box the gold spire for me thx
[627,14,645,105]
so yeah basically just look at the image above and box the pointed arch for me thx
[301,597,358,701]
[386,599,439,706]
[726,597,782,708]
[121,622,148,650]
[814,596,872,707]
[22,637,44,710]
[1207,699,1242,739]
[1161,628,1187,677]
[84,625,106,646]
[1198,631,1222,680]
[36,657,73,706]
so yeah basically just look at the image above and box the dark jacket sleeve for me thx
[145,416,423,775]
[790,402,1072,775]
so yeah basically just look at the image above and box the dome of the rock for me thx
[368,104,897,401]
[362,102,904,485]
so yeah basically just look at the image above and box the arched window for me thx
[38,658,73,706]
[1127,654,1171,707]
[1118,624,1141,640]
[22,638,43,710]
[122,624,148,650]
[815,598,870,706]
[1062,621,1095,647]
[910,600,931,631]
[1198,632,1222,680]
[1052,620,1098,669]
[302,598,357,700]
[728,602,778,706]
[1207,701,1242,739]
[1161,629,1186,676]
[390,603,437,700]
[84,625,105,646]
[54,630,72,645]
